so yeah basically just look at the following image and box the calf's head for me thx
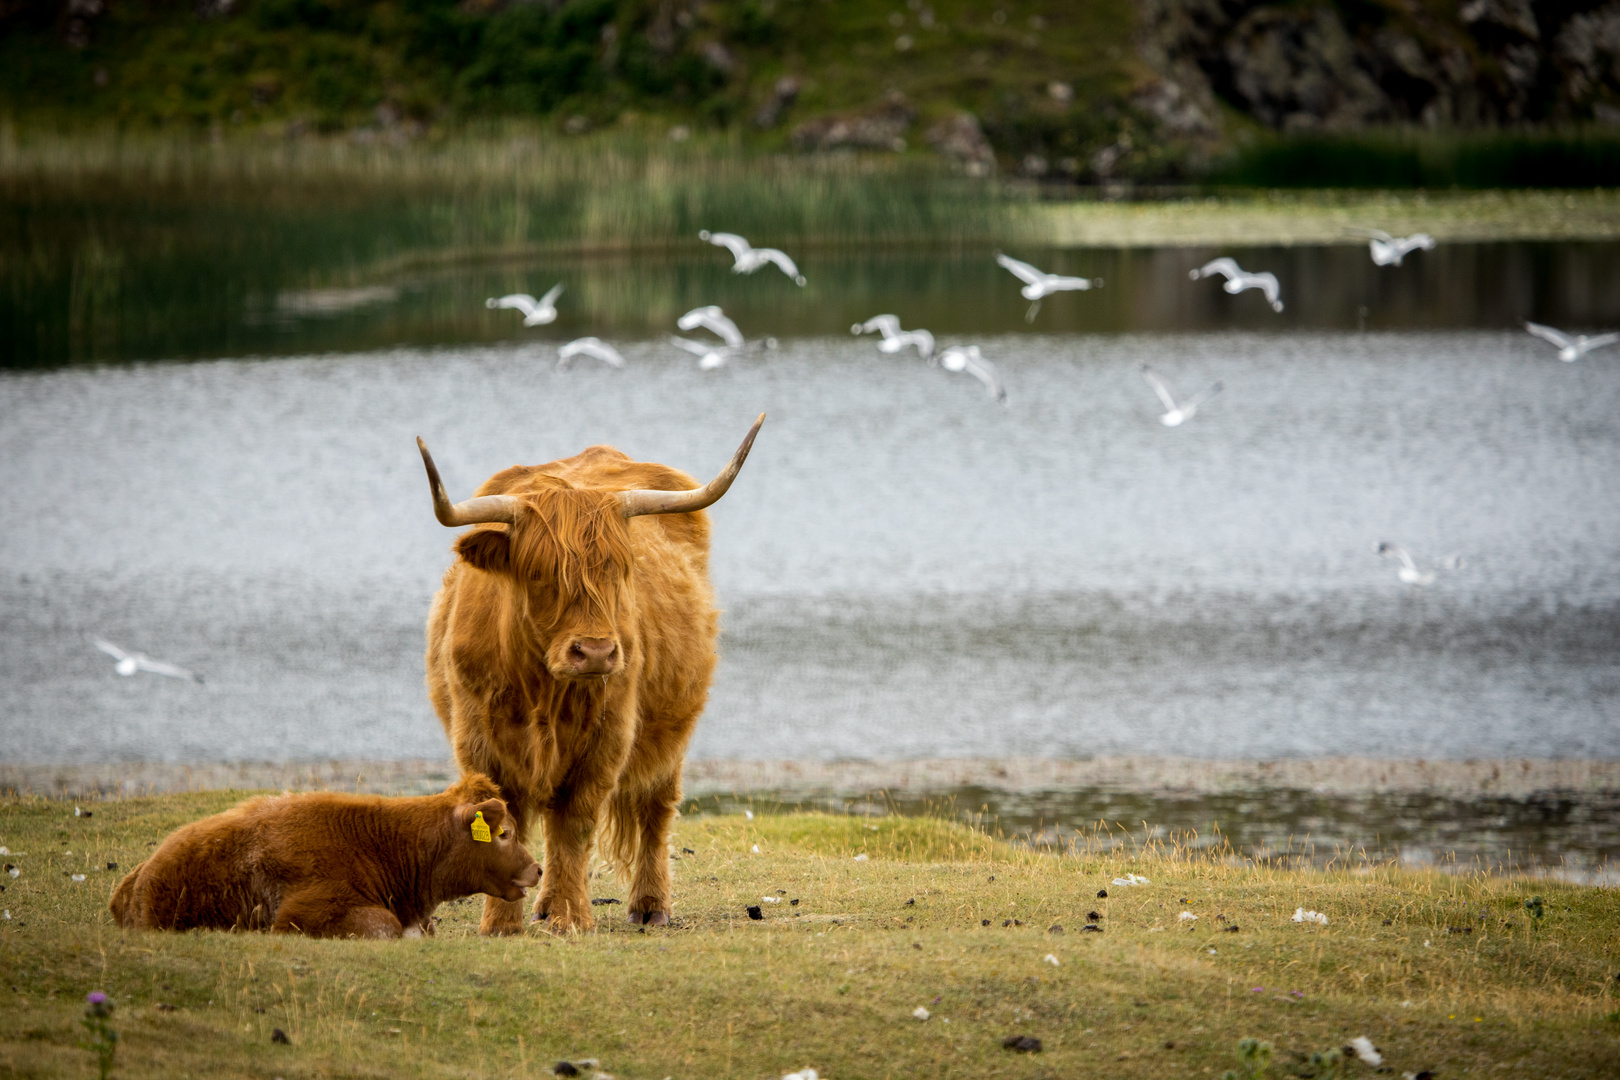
[417,415,764,683]
[442,779,541,902]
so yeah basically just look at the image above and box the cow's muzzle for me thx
[564,638,619,676]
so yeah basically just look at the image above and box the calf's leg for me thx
[273,884,391,938]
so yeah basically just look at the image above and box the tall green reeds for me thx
[0,121,1016,252]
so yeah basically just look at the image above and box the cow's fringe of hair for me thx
[508,492,634,635]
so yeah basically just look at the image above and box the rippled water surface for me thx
[2,328,1616,764]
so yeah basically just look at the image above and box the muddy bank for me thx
[5,756,1616,801]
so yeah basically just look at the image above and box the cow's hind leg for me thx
[612,773,680,927]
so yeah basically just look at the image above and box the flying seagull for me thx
[852,314,936,363]
[677,305,745,348]
[668,335,777,370]
[698,231,807,286]
[995,253,1102,322]
[485,283,564,326]
[556,337,626,371]
[1139,363,1222,427]
[1524,321,1620,362]
[1376,542,1463,586]
[1189,257,1284,312]
[1345,228,1436,267]
[938,345,1007,404]
[93,639,203,683]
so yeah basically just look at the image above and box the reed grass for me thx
[0,121,1014,252]
[1,791,1615,1079]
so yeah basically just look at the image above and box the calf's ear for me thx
[455,529,511,574]
[456,798,509,837]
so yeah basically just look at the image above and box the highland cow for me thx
[417,415,763,934]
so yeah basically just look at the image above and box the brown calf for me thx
[109,774,539,938]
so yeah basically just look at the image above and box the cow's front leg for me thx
[534,784,608,934]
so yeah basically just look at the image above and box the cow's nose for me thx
[569,638,618,673]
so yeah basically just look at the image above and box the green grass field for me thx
[1,792,1617,1079]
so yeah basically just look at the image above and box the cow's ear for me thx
[454,529,511,574]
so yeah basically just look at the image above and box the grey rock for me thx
[924,111,996,174]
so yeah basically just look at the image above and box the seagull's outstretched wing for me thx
[756,248,807,286]
[94,638,130,662]
[962,351,1007,405]
[854,314,902,338]
[1583,331,1620,351]
[1344,227,1395,243]
[1138,364,1180,413]
[1524,321,1573,349]
[941,346,1007,404]
[486,294,539,318]
[136,656,201,682]
[668,335,718,357]
[538,282,565,308]
[1191,257,1240,281]
[1396,233,1435,253]
[699,231,754,260]
[893,328,936,362]
[1047,274,1098,291]
[996,253,1046,286]
[557,337,626,369]
[1185,381,1224,410]
[1253,271,1284,311]
[678,305,745,348]
[1376,542,1421,575]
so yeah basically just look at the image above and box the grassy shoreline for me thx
[1,793,1617,1078]
[5,126,1618,253]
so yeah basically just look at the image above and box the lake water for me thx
[2,310,1616,765]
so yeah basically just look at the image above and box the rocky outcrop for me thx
[1141,0,1620,129]
[791,93,914,153]
[924,112,997,175]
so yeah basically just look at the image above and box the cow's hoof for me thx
[629,910,670,927]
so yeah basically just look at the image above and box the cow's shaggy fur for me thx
[426,445,722,934]
[108,774,540,938]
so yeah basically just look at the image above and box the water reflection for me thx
[4,224,1619,366]
[689,787,1620,884]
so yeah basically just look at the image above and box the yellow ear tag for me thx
[470,811,492,843]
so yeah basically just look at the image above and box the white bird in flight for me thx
[670,305,777,368]
[698,230,807,286]
[1376,542,1463,586]
[556,337,626,371]
[668,335,777,370]
[93,639,203,683]
[1189,258,1284,312]
[852,314,936,362]
[938,345,1007,404]
[1524,321,1620,362]
[1346,228,1436,266]
[677,305,745,348]
[485,283,564,326]
[1139,363,1222,427]
[995,253,1102,322]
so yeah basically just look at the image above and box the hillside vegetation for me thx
[1,793,1618,1078]
[3,0,1620,184]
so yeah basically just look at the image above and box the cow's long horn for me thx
[619,413,766,519]
[416,437,520,527]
